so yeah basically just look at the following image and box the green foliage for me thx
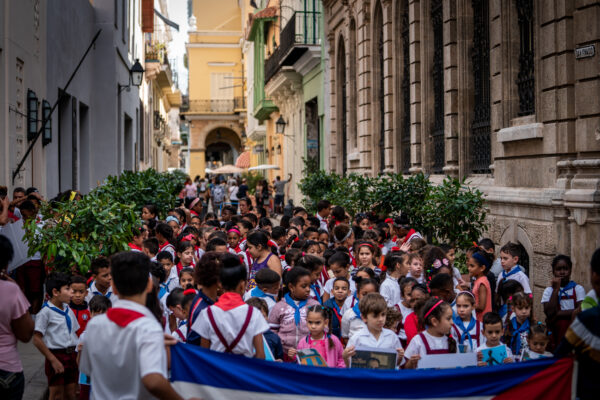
[241,171,264,195]
[299,167,488,253]
[23,192,140,274]
[93,169,186,219]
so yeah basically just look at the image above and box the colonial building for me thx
[184,0,246,179]
[323,0,600,296]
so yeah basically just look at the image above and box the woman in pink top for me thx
[292,306,345,367]
[468,250,493,321]
[0,236,35,399]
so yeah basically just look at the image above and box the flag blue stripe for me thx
[171,344,560,398]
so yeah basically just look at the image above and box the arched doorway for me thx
[204,128,241,169]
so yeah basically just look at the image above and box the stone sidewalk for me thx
[18,340,48,400]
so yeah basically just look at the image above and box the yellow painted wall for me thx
[193,0,241,31]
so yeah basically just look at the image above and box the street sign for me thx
[575,45,595,59]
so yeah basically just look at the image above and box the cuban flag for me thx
[171,344,575,399]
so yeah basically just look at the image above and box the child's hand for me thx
[477,351,483,361]
[503,357,513,364]
[287,348,297,359]
[477,361,487,367]
[50,357,64,374]
[164,333,177,346]
[342,345,356,359]
[404,355,420,369]
[396,348,405,361]
[551,277,562,290]
[77,342,83,352]
[399,241,411,252]
[457,282,470,291]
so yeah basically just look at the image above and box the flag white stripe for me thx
[173,381,495,400]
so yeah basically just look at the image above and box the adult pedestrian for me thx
[274,173,292,214]
[237,178,249,199]
[183,177,197,198]
[228,180,240,214]
[211,180,226,215]
[0,235,34,400]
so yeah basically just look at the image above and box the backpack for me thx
[212,185,225,203]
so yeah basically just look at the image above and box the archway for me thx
[204,128,241,169]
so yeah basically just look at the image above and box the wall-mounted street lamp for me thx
[42,100,52,146]
[118,59,145,93]
[276,115,286,134]
[27,90,38,141]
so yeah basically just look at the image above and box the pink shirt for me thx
[0,280,30,372]
[297,335,346,368]
[473,276,492,322]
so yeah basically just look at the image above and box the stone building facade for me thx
[323,0,600,298]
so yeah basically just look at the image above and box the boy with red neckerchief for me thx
[79,252,191,400]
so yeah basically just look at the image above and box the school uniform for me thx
[85,282,118,303]
[380,275,401,307]
[406,272,425,284]
[79,299,167,400]
[128,243,143,252]
[324,298,345,339]
[404,331,457,359]
[309,282,324,305]
[542,281,586,347]
[69,301,91,337]
[451,316,485,353]
[496,266,531,294]
[195,293,269,358]
[158,242,176,260]
[34,302,80,386]
[268,295,320,355]
[395,302,413,341]
[243,287,277,313]
[347,326,402,351]
[172,320,188,343]
[342,294,359,315]
[323,276,356,296]
[341,305,367,340]
[187,289,216,346]
[165,267,180,292]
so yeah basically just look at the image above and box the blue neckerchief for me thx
[93,291,111,299]
[502,266,520,280]
[43,302,72,334]
[499,304,508,319]
[178,319,187,329]
[510,317,530,354]
[559,281,577,301]
[284,293,307,326]
[310,284,323,305]
[329,299,341,315]
[352,300,361,320]
[250,287,276,301]
[453,314,476,349]
[158,282,169,299]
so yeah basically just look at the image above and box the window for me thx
[471,0,491,174]
[337,39,347,175]
[374,1,385,173]
[515,0,535,116]
[431,0,445,174]
[400,0,411,174]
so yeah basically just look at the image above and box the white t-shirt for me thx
[379,275,401,307]
[79,299,167,400]
[341,308,366,340]
[85,282,118,303]
[347,326,401,351]
[404,331,456,359]
[34,302,80,349]
[541,284,585,310]
[195,303,269,358]
[323,277,356,297]
[496,266,531,294]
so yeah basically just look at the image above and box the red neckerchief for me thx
[190,210,199,216]
[214,292,246,311]
[107,308,145,327]
[128,243,142,251]
[402,229,416,244]
[158,241,171,252]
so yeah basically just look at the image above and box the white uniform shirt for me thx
[166,267,180,291]
[404,331,456,359]
[195,303,269,358]
[79,299,168,400]
[85,282,118,303]
[342,295,359,315]
[395,302,413,340]
[406,272,425,284]
[496,266,532,294]
[341,307,367,339]
[243,289,277,313]
[316,213,328,232]
[541,284,585,310]
[34,302,80,349]
[323,277,356,296]
[451,319,486,352]
[379,275,401,307]
[347,326,402,351]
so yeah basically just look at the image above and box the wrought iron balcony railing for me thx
[265,11,321,83]
[188,98,246,113]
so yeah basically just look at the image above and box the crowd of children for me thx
[2,186,600,400]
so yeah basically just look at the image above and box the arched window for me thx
[431,0,444,174]
[373,1,385,173]
[515,0,535,116]
[471,0,491,173]
[337,39,348,175]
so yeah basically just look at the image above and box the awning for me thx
[235,151,250,168]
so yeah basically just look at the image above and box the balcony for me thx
[265,11,321,84]
[188,98,246,114]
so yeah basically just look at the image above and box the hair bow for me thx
[432,258,449,269]
[182,234,195,242]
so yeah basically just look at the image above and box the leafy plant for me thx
[241,171,264,195]
[23,192,140,273]
[297,168,343,213]
[93,169,186,219]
